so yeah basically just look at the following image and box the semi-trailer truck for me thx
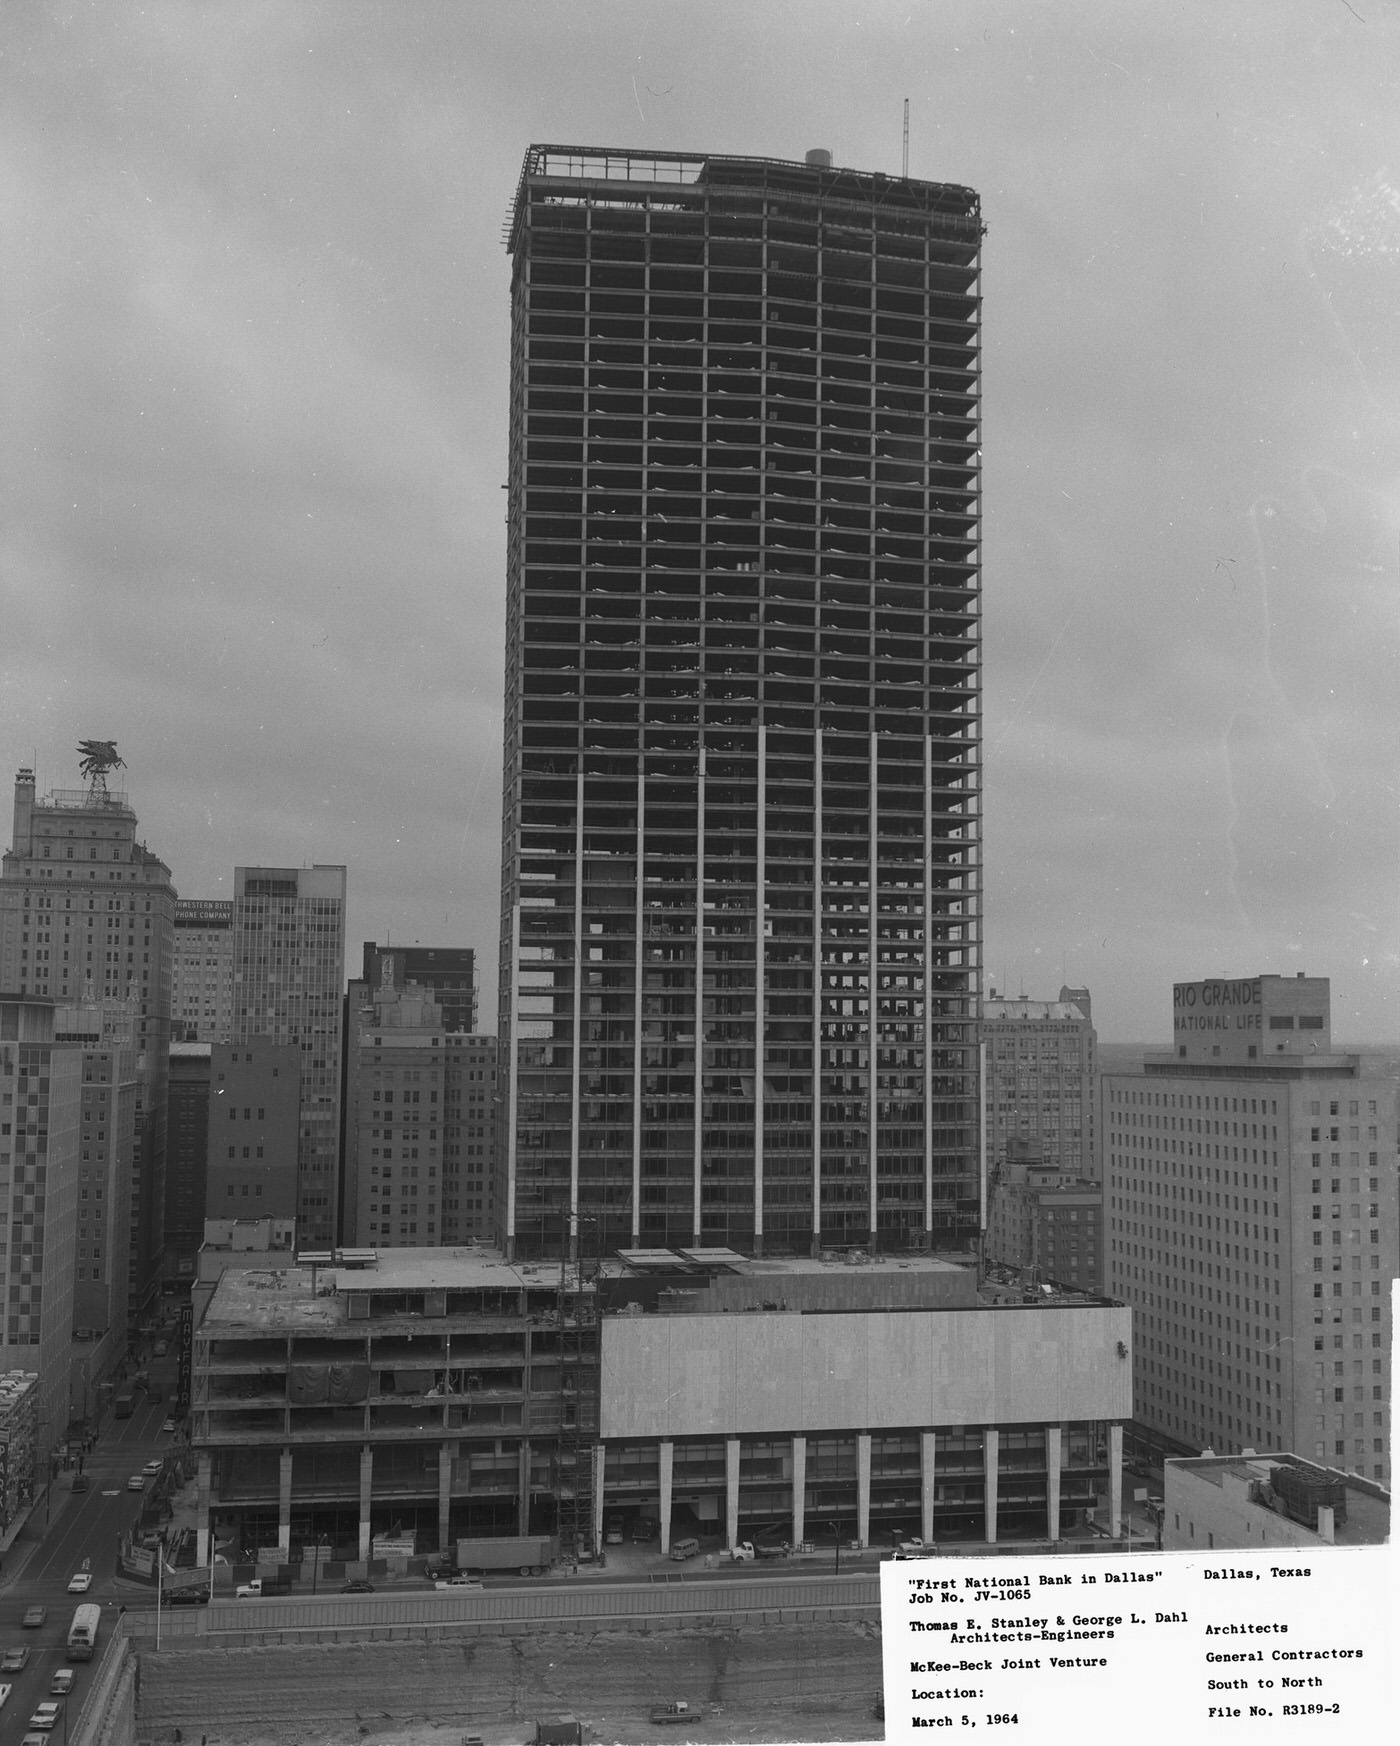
[454,1535,557,1576]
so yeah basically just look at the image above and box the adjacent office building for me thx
[165,1042,213,1280]
[172,899,235,1042]
[1,763,176,1314]
[231,866,346,1249]
[207,1040,302,1215]
[498,146,984,1260]
[342,976,498,1250]
[445,1033,497,1244]
[360,944,477,1035]
[982,987,1096,1181]
[54,995,138,1343]
[985,1142,1103,1295]
[0,997,81,1458]
[1105,974,1395,1485]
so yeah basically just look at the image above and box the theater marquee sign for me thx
[1173,977,1262,1035]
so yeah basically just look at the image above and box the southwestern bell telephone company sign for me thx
[1173,978,1263,1035]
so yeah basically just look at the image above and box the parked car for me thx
[67,1573,93,1593]
[126,1475,147,1491]
[0,1683,10,1708]
[1,1647,29,1672]
[669,1537,700,1562]
[21,1608,46,1630]
[339,1580,375,1594]
[48,1673,75,1698]
[161,1589,208,1607]
[631,1517,659,1543]
[70,1475,89,1493]
[27,1702,61,1732]
[604,1516,624,1544]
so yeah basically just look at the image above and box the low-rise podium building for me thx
[190,1246,1132,1563]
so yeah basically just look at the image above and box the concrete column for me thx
[658,1439,673,1555]
[592,1444,607,1554]
[1109,1422,1123,1538]
[277,1447,293,1558]
[791,1436,807,1549]
[438,1442,452,1553]
[195,1451,212,1567]
[856,1433,871,1547]
[920,1432,936,1544]
[358,1445,373,1561]
[725,1437,740,1549]
[983,1429,999,1544]
[1045,1425,1062,1542]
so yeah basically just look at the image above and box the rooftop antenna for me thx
[902,98,909,178]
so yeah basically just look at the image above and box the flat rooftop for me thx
[614,1246,966,1279]
[1168,1454,1389,1547]
[202,1247,566,1328]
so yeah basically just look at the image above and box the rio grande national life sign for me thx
[1173,978,1262,1035]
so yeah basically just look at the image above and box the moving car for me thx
[1,1647,30,1671]
[649,1702,693,1724]
[154,1341,168,1355]
[21,1607,46,1629]
[27,1702,61,1732]
[142,1459,163,1477]
[161,1589,208,1607]
[339,1580,374,1593]
[161,1418,177,1434]
[49,1672,75,1697]
[0,1684,9,1708]
[126,1475,147,1491]
[433,1576,484,1590]
[70,1475,89,1493]
[67,1574,92,1594]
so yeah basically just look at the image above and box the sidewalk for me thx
[0,1474,72,1587]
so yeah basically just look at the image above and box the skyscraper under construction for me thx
[498,146,983,1260]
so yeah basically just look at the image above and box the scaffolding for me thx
[553,1254,599,1563]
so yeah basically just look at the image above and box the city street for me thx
[0,1345,181,1746]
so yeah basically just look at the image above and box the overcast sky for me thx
[3,0,1396,1043]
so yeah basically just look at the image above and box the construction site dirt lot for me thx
[134,1620,885,1745]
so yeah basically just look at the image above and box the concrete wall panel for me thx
[601,1307,1133,1441]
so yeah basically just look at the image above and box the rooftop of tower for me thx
[507,143,981,253]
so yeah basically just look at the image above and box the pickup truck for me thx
[234,1579,290,1599]
[649,1702,693,1725]
[892,1536,933,1556]
[720,1542,755,1562]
